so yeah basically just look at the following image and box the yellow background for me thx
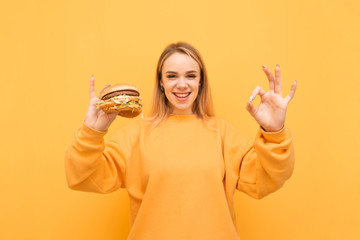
[1,0,359,239]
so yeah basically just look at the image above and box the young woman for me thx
[65,42,297,240]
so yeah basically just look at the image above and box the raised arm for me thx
[64,76,133,193]
[224,65,297,199]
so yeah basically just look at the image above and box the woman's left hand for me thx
[246,65,297,132]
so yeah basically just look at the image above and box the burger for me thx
[96,83,142,118]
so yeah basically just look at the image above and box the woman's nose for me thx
[176,77,187,88]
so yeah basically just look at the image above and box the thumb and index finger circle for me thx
[249,86,266,102]
[246,85,266,116]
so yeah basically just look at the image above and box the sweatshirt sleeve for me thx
[64,121,139,193]
[222,120,295,199]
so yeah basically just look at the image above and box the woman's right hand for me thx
[83,75,118,132]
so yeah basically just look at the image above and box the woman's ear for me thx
[160,81,164,91]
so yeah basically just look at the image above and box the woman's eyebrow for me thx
[165,70,198,73]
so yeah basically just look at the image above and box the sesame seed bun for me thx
[100,83,140,100]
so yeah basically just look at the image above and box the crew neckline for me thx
[168,114,198,120]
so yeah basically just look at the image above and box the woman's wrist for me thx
[261,125,284,132]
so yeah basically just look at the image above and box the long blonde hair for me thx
[148,42,215,126]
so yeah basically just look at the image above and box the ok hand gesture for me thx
[246,65,297,132]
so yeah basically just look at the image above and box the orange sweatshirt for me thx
[65,114,294,240]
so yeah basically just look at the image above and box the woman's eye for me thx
[188,75,196,78]
[167,75,176,78]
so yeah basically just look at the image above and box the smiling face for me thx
[160,52,201,115]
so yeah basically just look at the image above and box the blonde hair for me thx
[147,42,215,127]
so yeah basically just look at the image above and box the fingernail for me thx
[249,96,254,102]
[276,64,280,68]
[262,65,267,69]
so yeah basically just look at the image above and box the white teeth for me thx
[174,92,190,98]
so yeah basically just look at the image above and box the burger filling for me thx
[96,94,142,110]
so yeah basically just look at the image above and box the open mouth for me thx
[173,92,191,98]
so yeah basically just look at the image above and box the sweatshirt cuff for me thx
[78,123,108,143]
[259,125,290,143]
